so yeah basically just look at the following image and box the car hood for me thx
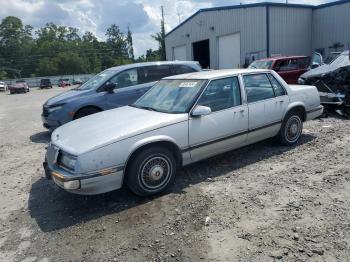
[300,64,333,79]
[51,106,188,155]
[45,89,92,106]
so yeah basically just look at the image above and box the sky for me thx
[0,0,334,57]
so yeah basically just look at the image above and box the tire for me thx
[277,111,303,146]
[74,107,101,119]
[126,146,176,196]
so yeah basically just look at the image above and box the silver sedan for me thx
[44,69,323,196]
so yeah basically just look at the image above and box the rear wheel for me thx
[126,146,176,196]
[277,111,303,145]
[74,107,101,119]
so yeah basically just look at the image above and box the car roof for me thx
[164,69,270,80]
[108,61,200,71]
[254,56,308,62]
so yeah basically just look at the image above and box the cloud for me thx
[0,0,333,56]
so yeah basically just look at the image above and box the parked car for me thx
[58,79,71,87]
[72,78,83,85]
[0,81,7,91]
[40,78,53,89]
[8,80,30,94]
[42,61,202,130]
[249,56,310,84]
[43,69,323,196]
[298,50,350,117]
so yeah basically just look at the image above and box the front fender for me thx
[127,135,180,157]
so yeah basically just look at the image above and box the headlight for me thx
[58,152,77,171]
[48,104,64,113]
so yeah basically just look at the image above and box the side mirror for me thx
[105,82,116,93]
[274,66,280,72]
[191,105,212,117]
[311,63,320,69]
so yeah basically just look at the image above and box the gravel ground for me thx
[0,88,349,262]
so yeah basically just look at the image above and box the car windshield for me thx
[248,60,273,69]
[76,69,118,91]
[329,52,350,67]
[324,53,341,64]
[132,79,206,114]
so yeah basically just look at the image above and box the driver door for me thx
[104,68,150,109]
[188,76,248,162]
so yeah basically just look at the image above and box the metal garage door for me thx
[218,33,240,69]
[173,45,187,61]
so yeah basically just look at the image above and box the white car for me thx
[44,69,323,196]
[0,81,7,92]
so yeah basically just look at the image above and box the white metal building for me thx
[165,0,350,69]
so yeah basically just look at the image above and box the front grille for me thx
[43,106,49,117]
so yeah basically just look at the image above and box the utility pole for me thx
[161,6,165,26]
[177,12,181,24]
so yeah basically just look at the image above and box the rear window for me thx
[139,65,173,83]
[276,59,299,71]
[298,58,310,69]
[173,65,197,74]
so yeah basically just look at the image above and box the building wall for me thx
[312,1,350,58]
[165,6,267,69]
[269,6,312,56]
[165,1,350,68]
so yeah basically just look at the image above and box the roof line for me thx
[165,0,350,38]
[315,0,350,9]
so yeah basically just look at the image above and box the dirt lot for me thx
[0,87,349,262]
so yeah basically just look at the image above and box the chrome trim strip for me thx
[306,105,323,114]
[182,120,282,152]
[50,165,125,182]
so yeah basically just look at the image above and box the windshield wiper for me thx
[129,104,158,112]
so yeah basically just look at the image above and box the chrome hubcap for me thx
[140,156,171,190]
[290,123,298,135]
[285,116,302,142]
[149,166,164,181]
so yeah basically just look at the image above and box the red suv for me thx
[249,56,310,84]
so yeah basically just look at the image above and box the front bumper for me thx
[43,160,124,195]
[41,115,61,130]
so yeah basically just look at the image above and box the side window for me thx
[197,77,241,112]
[173,65,197,74]
[110,68,138,88]
[243,74,275,103]
[298,58,310,69]
[142,65,172,83]
[277,59,298,71]
[268,74,286,97]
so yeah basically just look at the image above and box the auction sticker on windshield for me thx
[179,82,198,88]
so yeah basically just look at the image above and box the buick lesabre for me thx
[43,69,323,196]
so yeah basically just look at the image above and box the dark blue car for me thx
[42,61,202,130]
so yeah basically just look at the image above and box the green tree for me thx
[151,7,166,60]
[106,24,128,59]
[0,16,34,77]
[126,26,134,61]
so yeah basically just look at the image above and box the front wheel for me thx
[277,112,303,146]
[126,147,176,196]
